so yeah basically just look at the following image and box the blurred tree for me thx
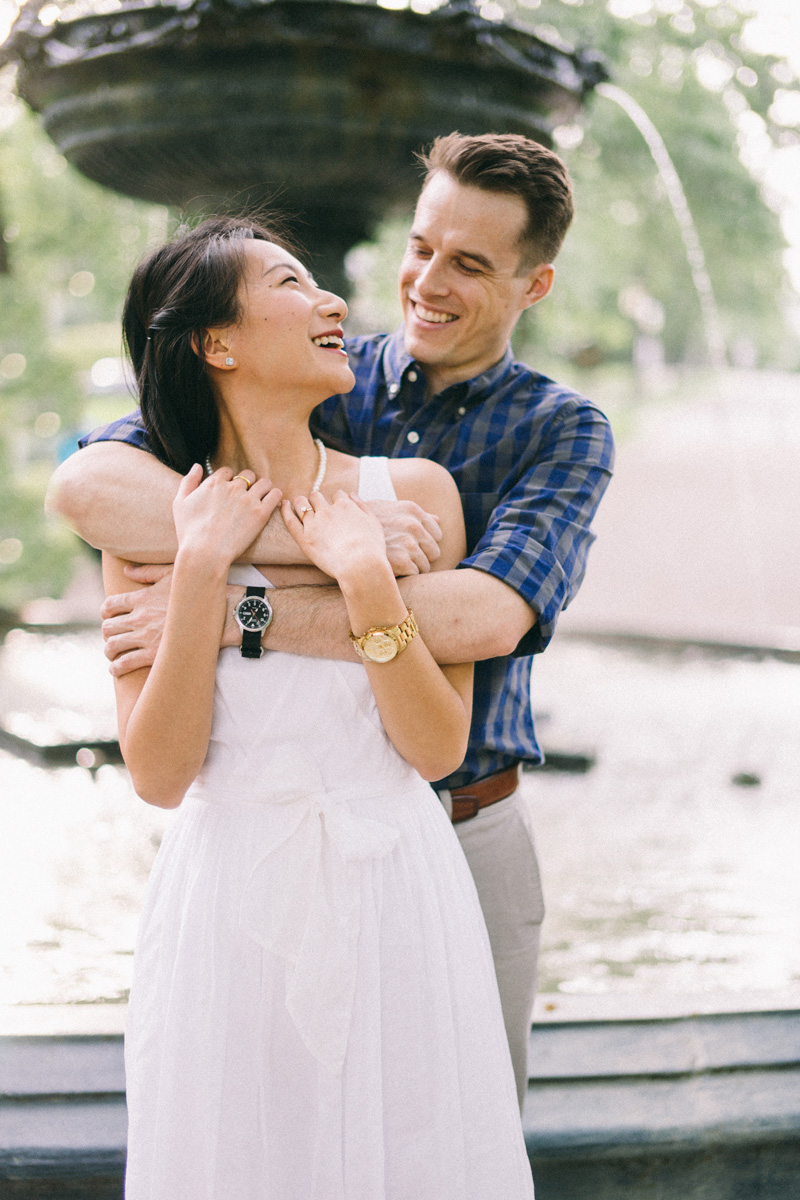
[503,0,800,369]
[0,78,163,610]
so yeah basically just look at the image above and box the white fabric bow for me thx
[239,748,399,1074]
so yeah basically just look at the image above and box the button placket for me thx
[393,404,438,456]
[389,367,434,455]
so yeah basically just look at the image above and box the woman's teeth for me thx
[312,335,344,348]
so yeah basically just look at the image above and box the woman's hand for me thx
[173,464,282,569]
[282,490,389,587]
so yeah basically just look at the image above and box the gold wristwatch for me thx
[349,610,419,663]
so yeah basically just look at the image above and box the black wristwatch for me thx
[233,586,273,659]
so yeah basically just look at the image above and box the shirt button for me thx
[457,406,466,416]
[407,431,420,444]
[407,370,418,382]
[388,383,399,396]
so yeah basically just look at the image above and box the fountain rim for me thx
[1,0,609,98]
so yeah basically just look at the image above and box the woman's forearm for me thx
[120,549,227,806]
[341,561,472,782]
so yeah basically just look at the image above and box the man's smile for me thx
[411,301,459,325]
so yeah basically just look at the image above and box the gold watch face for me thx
[363,632,398,663]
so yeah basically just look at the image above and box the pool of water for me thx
[529,640,800,998]
[1,630,798,1006]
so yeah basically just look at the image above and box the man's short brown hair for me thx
[417,132,574,268]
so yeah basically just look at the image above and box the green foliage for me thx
[0,76,164,609]
[505,0,800,368]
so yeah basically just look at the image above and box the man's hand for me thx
[101,563,173,676]
[102,563,250,675]
[368,499,442,575]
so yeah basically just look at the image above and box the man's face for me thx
[398,171,554,393]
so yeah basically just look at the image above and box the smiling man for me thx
[48,133,614,1108]
[400,168,553,392]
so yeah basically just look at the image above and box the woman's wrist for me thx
[173,542,231,584]
[339,559,408,633]
[337,556,395,600]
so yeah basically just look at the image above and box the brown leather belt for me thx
[447,764,520,825]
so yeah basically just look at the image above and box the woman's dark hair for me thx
[123,215,293,474]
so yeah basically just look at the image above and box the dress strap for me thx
[227,564,274,588]
[357,456,397,502]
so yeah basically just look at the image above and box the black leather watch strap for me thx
[241,586,267,659]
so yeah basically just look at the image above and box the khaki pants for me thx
[440,787,545,1110]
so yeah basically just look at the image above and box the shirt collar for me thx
[384,326,515,409]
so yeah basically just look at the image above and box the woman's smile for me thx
[311,328,347,355]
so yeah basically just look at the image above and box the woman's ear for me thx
[192,329,235,368]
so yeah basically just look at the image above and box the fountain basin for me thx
[1,0,605,286]
[526,1003,800,1199]
[2,999,798,1199]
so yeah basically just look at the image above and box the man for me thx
[48,132,614,1107]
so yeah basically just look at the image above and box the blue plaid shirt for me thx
[80,328,614,788]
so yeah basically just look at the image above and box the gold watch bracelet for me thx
[348,610,419,663]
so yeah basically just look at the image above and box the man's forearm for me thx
[50,444,442,574]
[400,570,536,661]
[224,584,352,659]
[245,569,536,664]
[47,443,306,564]
[47,444,182,561]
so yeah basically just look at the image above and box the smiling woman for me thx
[121,216,354,477]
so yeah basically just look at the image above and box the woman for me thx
[106,216,533,1199]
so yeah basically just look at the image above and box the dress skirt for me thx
[123,557,534,1200]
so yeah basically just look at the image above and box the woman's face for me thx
[219,239,355,400]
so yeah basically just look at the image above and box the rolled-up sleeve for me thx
[78,410,154,453]
[459,397,615,656]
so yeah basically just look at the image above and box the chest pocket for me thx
[459,492,500,555]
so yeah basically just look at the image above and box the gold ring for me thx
[233,474,252,490]
[297,504,312,520]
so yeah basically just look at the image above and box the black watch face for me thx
[237,597,271,630]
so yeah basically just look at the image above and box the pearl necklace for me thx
[204,438,327,494]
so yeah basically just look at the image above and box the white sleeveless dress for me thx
[123,457,534,1200]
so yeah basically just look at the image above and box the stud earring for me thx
[225,357,234,366]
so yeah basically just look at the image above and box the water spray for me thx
[596,82,728,374]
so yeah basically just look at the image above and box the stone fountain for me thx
[1,0,605,292]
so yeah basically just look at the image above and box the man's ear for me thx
[192,328,233,368]
[521,263,555,310]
